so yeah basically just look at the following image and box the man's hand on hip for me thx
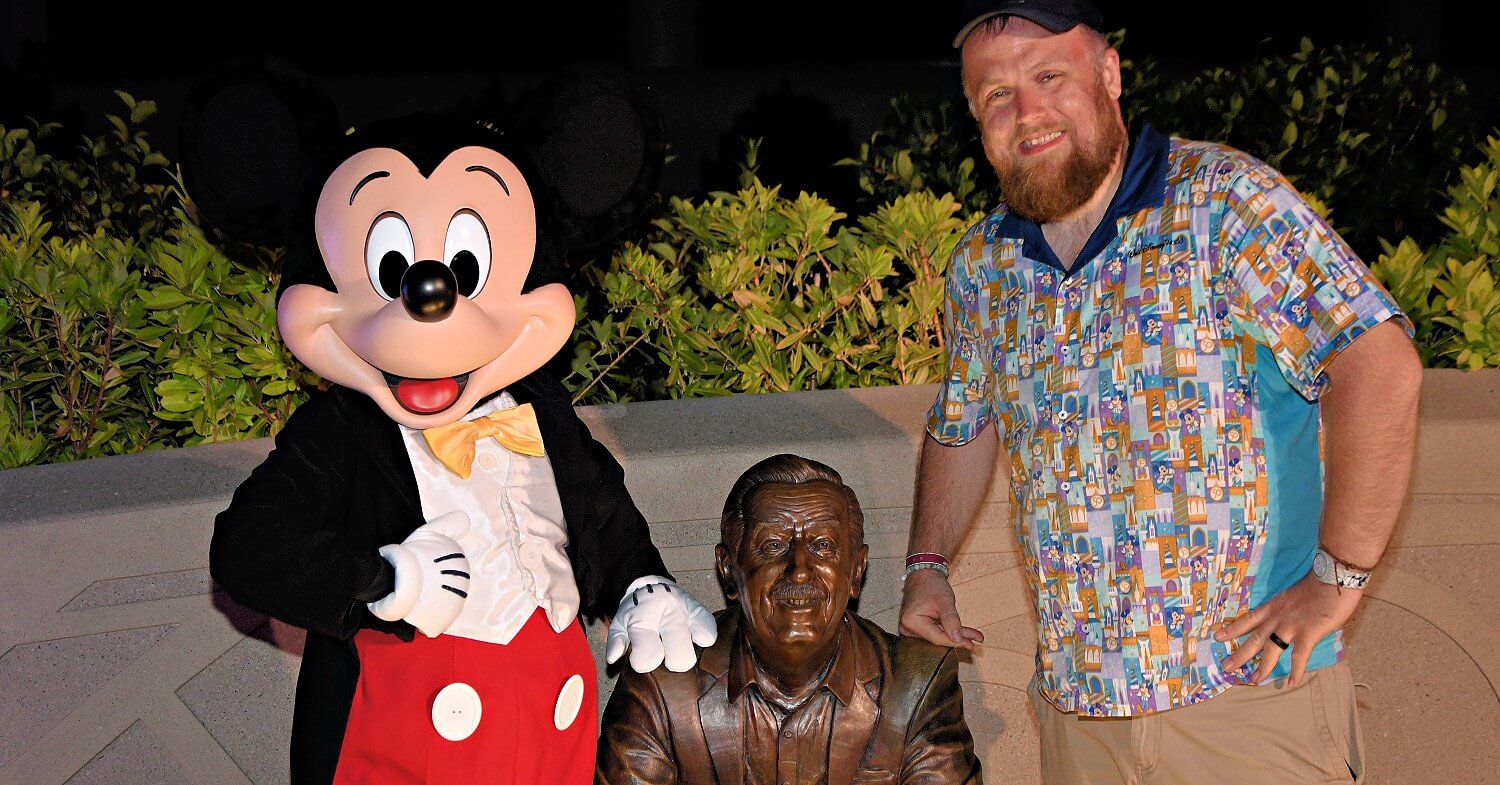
[899,568,984,648]
[1216,573,1363,688]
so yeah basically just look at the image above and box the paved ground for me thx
[1,372,1496,784]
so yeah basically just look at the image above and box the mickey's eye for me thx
[444,211,491,297]
[366,213,414,300]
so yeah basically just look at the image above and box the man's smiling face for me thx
[962,16,1126,222]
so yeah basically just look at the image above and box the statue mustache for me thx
[770,584,828,602]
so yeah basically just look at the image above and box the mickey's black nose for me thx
[401,260,457,322]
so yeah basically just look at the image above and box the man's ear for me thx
[715,544,737,601]
[849,543,870,600]
[1102,47,1123,100]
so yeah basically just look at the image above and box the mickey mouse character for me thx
[186,62,716,785]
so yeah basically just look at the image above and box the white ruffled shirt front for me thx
[398,392,579,644]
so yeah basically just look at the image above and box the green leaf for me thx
[140,288,191,309]
[130,100,157,125]
[179,303,214,333]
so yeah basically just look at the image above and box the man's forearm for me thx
[1218,321,1422,684]
[908,428,1000,558]
[1317,319,1423,568]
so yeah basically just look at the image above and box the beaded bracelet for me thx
[905,552,949,568]
[902,552,951,581]
[902,561,951,581]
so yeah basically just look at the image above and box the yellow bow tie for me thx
[422,403,546,479]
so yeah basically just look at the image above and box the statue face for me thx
[717,481,868,668]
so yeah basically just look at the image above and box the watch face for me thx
[1313,550,1333,580]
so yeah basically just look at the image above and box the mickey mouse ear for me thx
[177,57,339,247]
[511,67,665,251]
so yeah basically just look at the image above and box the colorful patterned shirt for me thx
[927,124,1409,717]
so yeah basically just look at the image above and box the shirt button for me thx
[519,542,544,568]
[477,453,498,471]
[783,730,793,738]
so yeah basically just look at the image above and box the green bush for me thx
[1,93,180,241]
[564,178,973,404]
[0,201,310,469]
[0,94,313,469]
[1372,136,1500,370]
[839,94,994,217]
[1126,38,1472,256]
[135,218,312,445]
[0,204,153,466]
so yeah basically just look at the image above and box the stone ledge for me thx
[6,369,1492,527]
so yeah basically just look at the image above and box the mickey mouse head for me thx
[279,116,575,427]
[179,59,663,428]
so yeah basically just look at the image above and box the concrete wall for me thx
[2,373,1498,784]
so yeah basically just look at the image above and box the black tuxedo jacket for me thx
[210,370,669,785]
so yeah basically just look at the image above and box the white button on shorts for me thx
[432,682,483,741]
[554,674,585,731]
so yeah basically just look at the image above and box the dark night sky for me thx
[15,1,1485,75]
[3,0,1493,198]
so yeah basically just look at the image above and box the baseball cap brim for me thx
[953,9,1084,47]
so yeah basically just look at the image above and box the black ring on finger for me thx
[1267,631,1290,650]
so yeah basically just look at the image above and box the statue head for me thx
[716,454,869,675]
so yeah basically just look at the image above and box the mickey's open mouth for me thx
[381,370,472,415]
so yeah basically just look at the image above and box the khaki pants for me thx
[1030,663,1365,785]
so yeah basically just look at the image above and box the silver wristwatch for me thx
[1311,547,1371,590]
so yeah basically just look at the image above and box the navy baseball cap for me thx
[953,0,1106,47]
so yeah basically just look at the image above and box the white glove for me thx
[367,511,472,638]
[605,575,717,673]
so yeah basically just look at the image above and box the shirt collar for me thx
[992,122,1172,272]
[728,615,863,707]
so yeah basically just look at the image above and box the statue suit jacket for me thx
[596,608,983,785]
[210,370,668,785]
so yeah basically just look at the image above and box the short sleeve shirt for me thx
[927,124,1409,717]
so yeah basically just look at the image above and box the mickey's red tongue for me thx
[394,377,460,414]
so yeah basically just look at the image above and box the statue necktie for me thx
[421,403,546,479]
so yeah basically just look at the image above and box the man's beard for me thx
[994,88,1125,224]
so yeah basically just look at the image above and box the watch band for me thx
[1312,547,1372,590]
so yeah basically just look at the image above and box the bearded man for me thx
[898,2,1423,783]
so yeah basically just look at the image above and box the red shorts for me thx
[333,609,597,785]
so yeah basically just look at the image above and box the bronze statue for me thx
[597,454,982,784]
